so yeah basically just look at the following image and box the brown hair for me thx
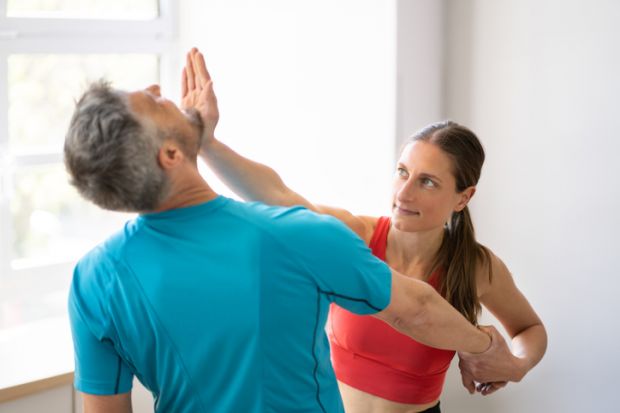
[407,120,492,324]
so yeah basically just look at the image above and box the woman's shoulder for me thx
[475,246,511,297]
[313,205,380,244]
[356,215,382,243]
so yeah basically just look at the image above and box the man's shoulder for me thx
[224,197,305,219]
[73,218,141,285]
[227,198,349,237]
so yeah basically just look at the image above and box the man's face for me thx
[126,85,204,154]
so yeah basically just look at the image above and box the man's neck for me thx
[154,169,219,212]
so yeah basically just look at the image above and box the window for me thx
[7,0,159,20]
[0,1,176,336]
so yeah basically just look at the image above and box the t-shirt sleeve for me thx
[68,249,134,395]
[278,209,392,315]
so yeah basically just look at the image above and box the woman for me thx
[184,49,547,413]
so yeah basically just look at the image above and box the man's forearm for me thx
[409,285,491,354]
[378,275,490,354]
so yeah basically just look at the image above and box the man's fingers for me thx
[186,50,196,91]
[458,358,476,394]
[461,373,476,394]
[479,324,500,339]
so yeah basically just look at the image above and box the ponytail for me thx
[408,120,491,324]
[430,206,491,325]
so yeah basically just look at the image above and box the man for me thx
[66,48,501,413]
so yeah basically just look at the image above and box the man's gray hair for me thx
[64,80,169,212]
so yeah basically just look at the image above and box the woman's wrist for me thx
[200,134,219,157]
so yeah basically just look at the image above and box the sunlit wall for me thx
[177,0,397,216]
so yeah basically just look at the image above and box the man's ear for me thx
[158,140,185,170]
[455,186,476,212]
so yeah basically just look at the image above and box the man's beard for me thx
[184,107,205,148]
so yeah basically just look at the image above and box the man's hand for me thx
[459,362,508,396]
[458,325,526,386]
[477,381,508,396]
[181,47,219,145]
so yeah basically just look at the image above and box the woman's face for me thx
[391,141,474,233]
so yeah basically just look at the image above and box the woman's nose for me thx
[396,179,417,202]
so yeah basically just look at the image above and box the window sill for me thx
[0,316,74,403]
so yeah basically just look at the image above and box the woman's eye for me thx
[397,168,408,178]
[422,178,436,188]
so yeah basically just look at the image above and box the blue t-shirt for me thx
[69,196,391,413]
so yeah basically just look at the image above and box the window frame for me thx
[0,0,177,294]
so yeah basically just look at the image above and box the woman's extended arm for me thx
[202,137,373,240]
[184,48,373,239]
[202,138,312,209]
[458,252,547,392]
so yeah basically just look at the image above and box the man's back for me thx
[69,196,391,412]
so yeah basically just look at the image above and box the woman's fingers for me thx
[186,49,196,91]
[181,67,188,97]
[477,381,507,396]
[193,50,211,87]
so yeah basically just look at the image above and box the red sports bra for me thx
[328,216,455,404]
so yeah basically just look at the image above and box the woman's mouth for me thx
[394,205,420,216]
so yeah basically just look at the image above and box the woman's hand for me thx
[181,47,219,146]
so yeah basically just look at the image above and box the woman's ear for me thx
[455,186,476,212]
[158,140,185,170]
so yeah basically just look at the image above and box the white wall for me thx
[438,0,620,411]
[396,0,445,152]
[177,0,396,216]
[152,1,620,411]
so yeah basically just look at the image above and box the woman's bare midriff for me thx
[338,381,439,413]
